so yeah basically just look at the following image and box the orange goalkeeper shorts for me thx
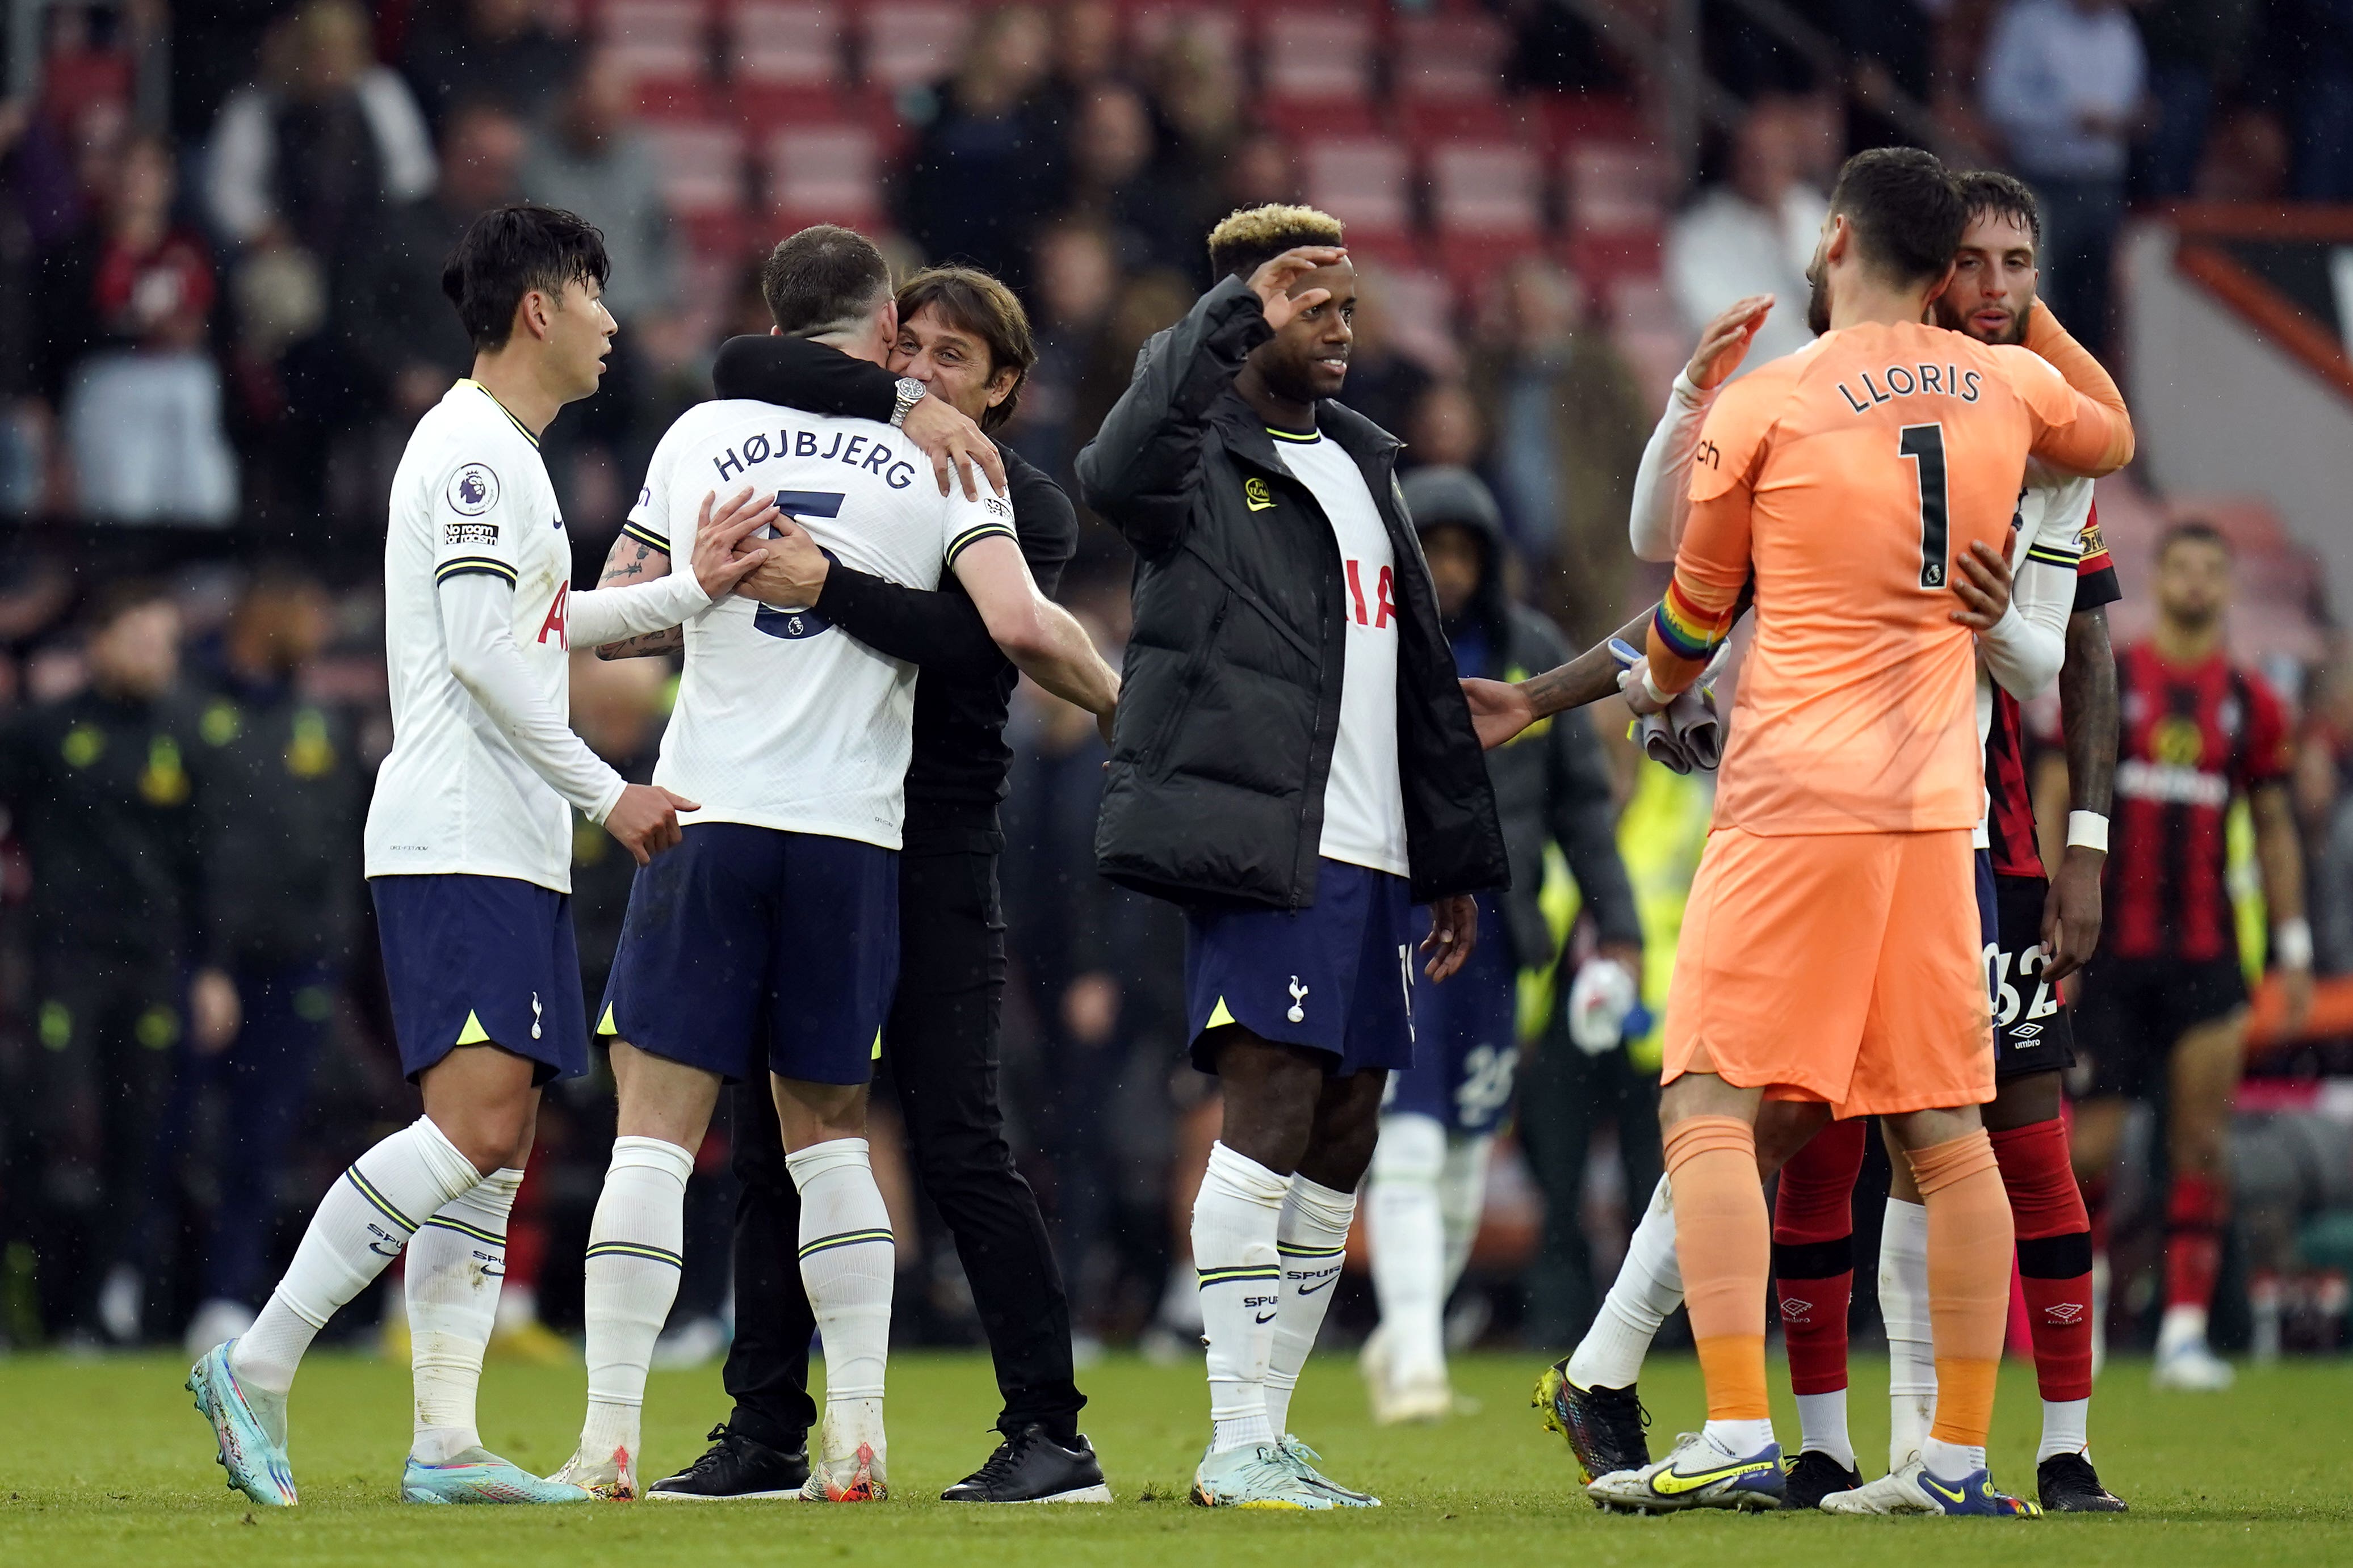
[1660,825,1994,1117]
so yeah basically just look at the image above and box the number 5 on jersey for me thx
[754,490,844,641]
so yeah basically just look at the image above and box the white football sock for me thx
[1704,1418,1776,1456]
[1437,1131,1495,1298]
[578,1137,694,1470]
[1878,1196,1936,1471]
[789,1137,895,1459]
[2038,1397,2090,1464]
[1922,1434,1986,1478]
[1793,1389,1856,1472]
[1368,1115,1448,1386]
[1264,1171,1356,1436]
[2157,1302,2209,1355]
[406,1166,522,1464]
[232,1115,483,1402]
[1567,1175,1683,1390]
[1192,1141,1288,1453]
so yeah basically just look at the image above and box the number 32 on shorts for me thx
[1985,938,2060,1029]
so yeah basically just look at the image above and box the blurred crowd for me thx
[0,0,2350,1361]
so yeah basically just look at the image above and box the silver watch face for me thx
[895,377,926,406]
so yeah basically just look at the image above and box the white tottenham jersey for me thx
[1274,426,1410,879]
[367,379,580,890]
[1973,461,2093,848]
[627,398,1014,848]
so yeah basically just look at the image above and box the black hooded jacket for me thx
[1404,467,1642,969]
[1075,276,1508,910]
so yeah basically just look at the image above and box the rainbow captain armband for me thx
[1652,579,1731,663]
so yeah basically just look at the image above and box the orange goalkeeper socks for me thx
[1665,1115,1771,1423]
[1907,1128,2012,1450]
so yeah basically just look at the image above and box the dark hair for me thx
[761,225,892,338]
[440,204,610,351]
[1826,147,1965,289]
[2159,518,2232,559]
[1954,169,2041,250]
[1207,203,1345,282]
[895,266,1037,432]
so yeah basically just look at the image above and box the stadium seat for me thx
[1303,137,1412,247]
[1259,98,1384,142]
[1430,141,1542,238]
[599,0,714,110]
[644,119,751,254]
[1530,91,1645,157]
[728,0,844,89]
[1397,96,1520,145]
[857,2,972,91]
[1261,10,1376,104]
[766,123,886,230]
[1392,14,1507,101]
[1562,139,1666,288]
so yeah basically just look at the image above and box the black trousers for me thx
[723,848,1084,1447]
[1516,1026,1664,1351]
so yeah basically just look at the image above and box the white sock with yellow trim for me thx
[789,1137,895,1460]
[1193,1141,1288,1453]
[407,1166,522,1464]
[578,1136,694,1476]
[1264,1172,1356,1437]
[232,1115,484,1402]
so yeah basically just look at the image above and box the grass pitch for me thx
[2,1348,2348,1567]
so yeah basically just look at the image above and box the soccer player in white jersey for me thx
[1525,179,2130,1515]
[188,205,776,1508]
[551,226,1119,1504]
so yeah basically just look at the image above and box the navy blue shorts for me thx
[1184,857,1418,1078]
[1383,893,1519,1134]
[370,873,589,1085]
[598,822,898,1086]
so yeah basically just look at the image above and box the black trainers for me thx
[1780,1449,1865,1510]
[940,1423,1113,1503]
[1533,1357,1651,1483]
[646,1424,810,1501]
[2037,1452,2127,1512]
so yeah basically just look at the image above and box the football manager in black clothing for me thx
[1076,204,1507,1508]
[635,263,1113,1504]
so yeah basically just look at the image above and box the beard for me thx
[1806,261,1831,337]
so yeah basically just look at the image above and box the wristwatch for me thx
[888,375,926,427]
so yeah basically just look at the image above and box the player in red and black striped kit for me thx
[2069,519,2312,1391]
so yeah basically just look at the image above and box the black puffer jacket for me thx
[1076,276,1508,910]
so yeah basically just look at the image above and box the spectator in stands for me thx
[1005,218,1118,484]
[1060,83,1191,277]
[401,0,579,132]
[0,584,223,1343]
[205,0,435,259]
[1146,22,1246,274]
[1981,0,2146,352]
[1467,258,1647,646]
[2279,0,2353,200]
[1329,278,1434,445]
[2136,0,2261,198]
[1664,98,1825,373]
[335,100,525,427]
[181,567,365,1357]
[1043,0,1122,120]
[1407,382,1486,472]
[902,5,1062,293]
[522,47,681,322]
[39,132,238,523]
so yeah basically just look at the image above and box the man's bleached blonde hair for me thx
[1207,204,1346,282]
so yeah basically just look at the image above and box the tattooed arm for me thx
[594,533,685,660]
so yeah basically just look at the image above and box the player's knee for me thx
[1369,1113,1446,1186]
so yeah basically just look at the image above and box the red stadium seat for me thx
[728,0,844,88]
[858,2,972,91]
[1397,96,1519,145]
[1530,92,1645,157]
[644,119,750,253]
[1392,14,1507,101]
[1564,140,1667,239]
[1261,11,1376,103]
[1126,4,1243,64]
[1430,141,1542,239]
[598,0,713,89]
[766,122,885,230]
[1258,98,1385,142]
[1303,137,1411,246]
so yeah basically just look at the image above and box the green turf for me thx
[2,1348,2348,1566]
